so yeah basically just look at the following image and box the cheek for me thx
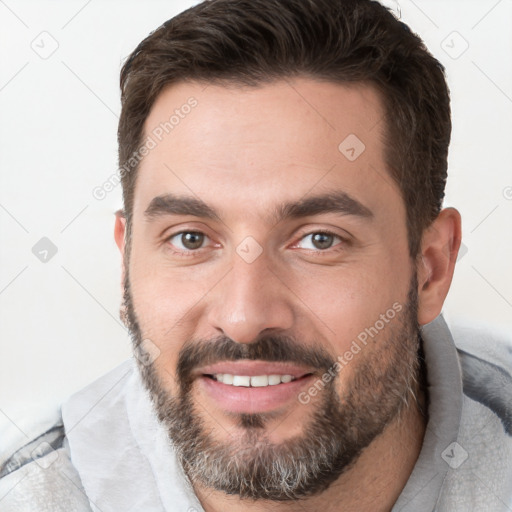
[129,257,213,373]
[287,257,411,355]
[130,241,200,323]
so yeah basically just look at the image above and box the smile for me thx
[196,362,316,414]
[208,374,296,387]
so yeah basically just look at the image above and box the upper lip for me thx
[195,361,315,379]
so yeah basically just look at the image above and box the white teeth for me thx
[222,374,233,385]
[268,375,282,385]
[232,375,251,387]
[213,374,296,387]
[250,375,269,387]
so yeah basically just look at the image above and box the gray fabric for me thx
[61,359,202,512]
[0,438,92,512]
[392,315,464,511]
[458,349,512,435]
[0,424,66,479]
[394,316,512,511]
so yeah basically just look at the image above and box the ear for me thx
[114,209,127,281]
[416,207,462,326]
[114,209,126,254]
[114,210,128,325]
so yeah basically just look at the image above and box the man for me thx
[1,0,511,510]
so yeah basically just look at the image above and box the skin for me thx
[114,78,462,511]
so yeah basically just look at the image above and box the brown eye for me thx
[297,232,341,250]
[169,231,207,250]
[311,233,334,249]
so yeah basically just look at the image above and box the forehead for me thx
[134,78,402,224]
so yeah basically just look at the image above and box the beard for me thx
[122,269,423,501]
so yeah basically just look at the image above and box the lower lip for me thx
[198,375,315,414]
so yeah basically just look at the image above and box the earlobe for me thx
[417,207,462,326]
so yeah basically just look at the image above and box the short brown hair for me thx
[118,0,451,256]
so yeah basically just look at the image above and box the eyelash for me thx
[164,231,215,258]
[164,229,348,257]
[293,229,347,254]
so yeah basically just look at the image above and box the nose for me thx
[206,252,294,344]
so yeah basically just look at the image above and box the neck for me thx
[193,387,427,512]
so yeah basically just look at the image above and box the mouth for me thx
[205,373,304,387]
[195,361,317,414]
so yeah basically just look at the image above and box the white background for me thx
[1,0,511,440]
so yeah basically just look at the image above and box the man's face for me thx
[122,78,421,499]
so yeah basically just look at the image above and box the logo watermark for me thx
[298,302,403,405]
[92,97,198,201]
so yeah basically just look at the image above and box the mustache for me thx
[176,334,336,387]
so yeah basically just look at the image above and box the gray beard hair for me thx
[123,271,422,501]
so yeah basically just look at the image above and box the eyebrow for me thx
[143,191,373,224]
[272,191,373,223]
[144,195,222,222]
